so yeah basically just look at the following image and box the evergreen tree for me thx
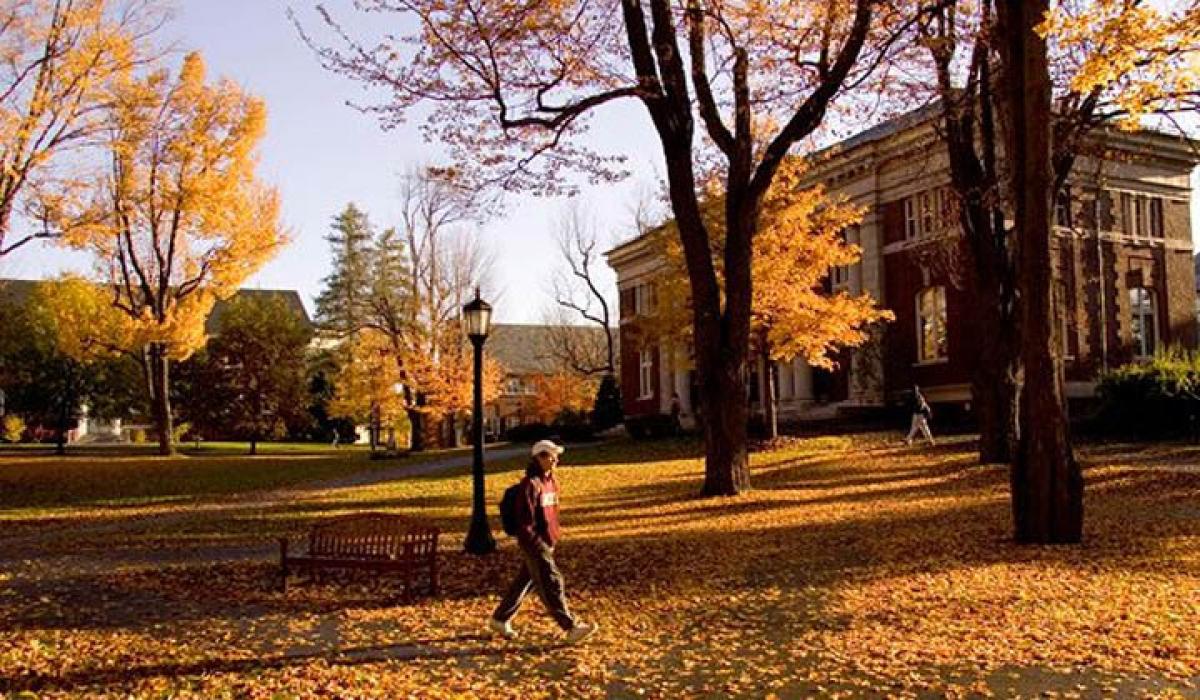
[591,373,623,431]
[316,203,375,336]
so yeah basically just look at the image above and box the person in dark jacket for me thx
[904,384,935,446]
[489,439,597,644]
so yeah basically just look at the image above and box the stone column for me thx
[793,362,814,402]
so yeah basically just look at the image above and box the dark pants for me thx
[493,540,575,631]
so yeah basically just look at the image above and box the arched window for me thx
[916,286,948,362]
[1129,287,1158,358]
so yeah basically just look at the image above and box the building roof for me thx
[486,323,613,376]
[0,278,312,333]
[206,288,313,332]
[605,101,1200,261]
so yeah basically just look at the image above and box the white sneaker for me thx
[488,618,517,639]
[564,622,598,645]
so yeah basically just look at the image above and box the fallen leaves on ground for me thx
[1,435,1198,697]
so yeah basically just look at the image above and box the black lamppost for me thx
[463,288,496,555]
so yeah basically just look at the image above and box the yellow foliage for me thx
[647,159,892,369]
[0,0,147,253]
[53,52,284,360]
[531,371,597,422]
[1042,1,1200,129]
[2,437,1198,695]
[28,276,134,362]
[329,330,502,426]
[329,331,407,425]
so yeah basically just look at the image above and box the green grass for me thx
[180,441,372,456]
[0,451,380,514]
[0,441,370,457]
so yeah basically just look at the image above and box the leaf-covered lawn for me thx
[1,435,1198,698]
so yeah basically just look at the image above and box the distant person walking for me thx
[669,392,683,433]
[491,440,598,644]
[904,385,935,446]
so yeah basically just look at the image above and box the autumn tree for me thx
[995,0,1079,543]
[392,166,495,449]
[647,161,892,439]
[532,371,597,424]
[0,279,142,453]
[318,192,502,451]
[917,0,1200,466]
[0,0,162,256]
[329,330,406,450]
[912,0,1199,540]
[297,0,923,495]
[54,52,285,455]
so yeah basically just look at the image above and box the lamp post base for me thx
[464,513,497,555]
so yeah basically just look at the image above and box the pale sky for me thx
[2,1,1197,322]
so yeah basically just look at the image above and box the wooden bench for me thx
[279,513,439,597]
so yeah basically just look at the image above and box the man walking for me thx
[490,439,597,644]
[904,384,936,446]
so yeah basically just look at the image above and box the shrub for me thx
[624,413,679,440]
[1094,347,1200,439]
[2,415,26,443]
[553,409,597,442]
[591,373,623,431]
[130,428,147,444]
[504,422,553,443]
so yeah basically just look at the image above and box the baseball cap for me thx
[530,439,565,457]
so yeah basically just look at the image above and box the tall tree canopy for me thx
[0,0,162,256]
[53,52,285,455]
[298,0,921,495]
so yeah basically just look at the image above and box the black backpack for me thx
[498,480,525,537]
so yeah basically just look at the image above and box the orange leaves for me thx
[2,438,1200,695]
[54,51,284,361]
[1042,0,1200,129]
[530,371,596,422]
[646,157,892,368]
[0,0,156,255]
[754,160,893,367]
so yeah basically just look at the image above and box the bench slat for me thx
[279,513,440,596]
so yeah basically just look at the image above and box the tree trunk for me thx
[147,344,174,457]
[971,284,1018,464]
[762,344,779,440]
[56,376,71,457]
[997,0,1082,543]
[250,435,258,456]
[699,350,750,496]
[408,407,425,452]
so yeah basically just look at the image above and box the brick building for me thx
[606,107,1199,426]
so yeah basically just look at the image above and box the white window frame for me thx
[904,196,918,239]
[1149,197,1164,237]
[634,283,654,316]
[638,347,655,399]
[920,191,935,237]
[831,225,858,289]
[1120,193,1165,240]
[915,286,949,364]
[1129,287,1158,359]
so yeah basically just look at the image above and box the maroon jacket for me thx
[513,468,561,548]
